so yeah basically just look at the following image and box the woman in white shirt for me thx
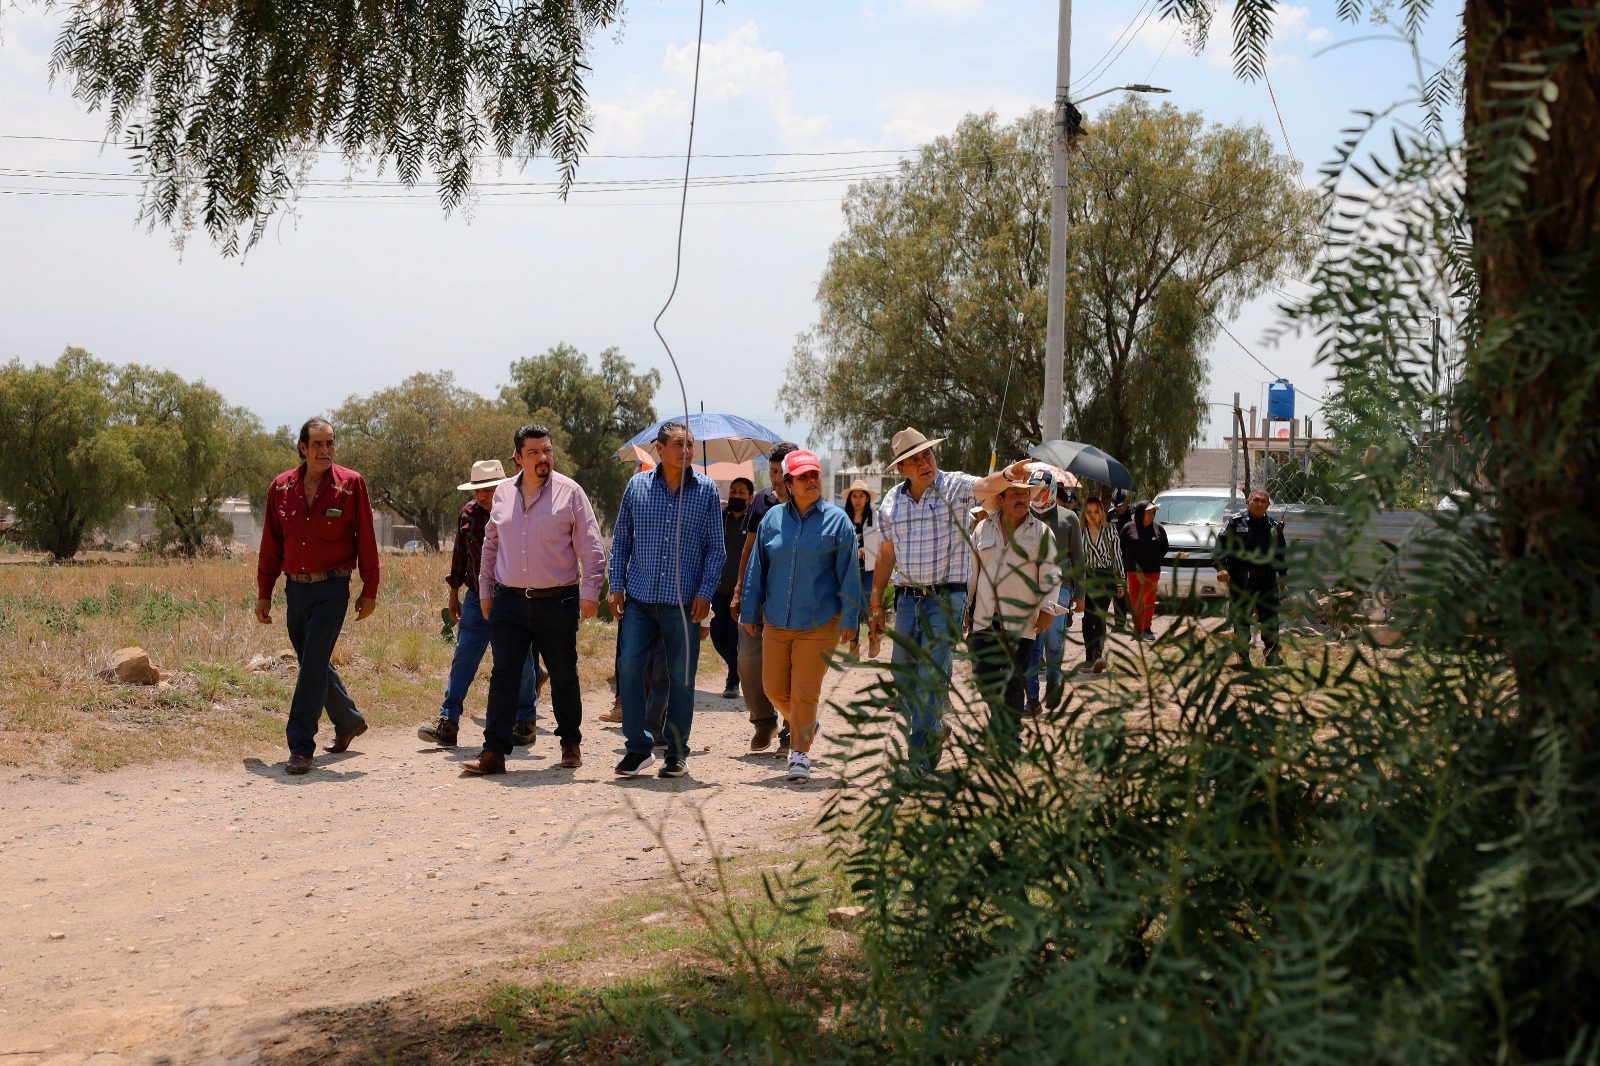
[845,479,882,657]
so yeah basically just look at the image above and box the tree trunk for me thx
[1462,2,1600,1053]
[1463,0,1600,732]
[417,513,442,552]
[50,515,84,561]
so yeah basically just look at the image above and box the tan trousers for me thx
[761,616,840,753]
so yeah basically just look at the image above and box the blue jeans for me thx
[283,577,365,757]
[617,598,701,761]
[440,588,539,726]
[889,587,967,766]
[1024,586,1071,702]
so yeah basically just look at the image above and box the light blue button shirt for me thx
[740,498,864,632]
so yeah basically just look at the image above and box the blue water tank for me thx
[1267,378,1296,421]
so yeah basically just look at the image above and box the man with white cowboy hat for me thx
[869,428,1020,768]
[417,457,544,750]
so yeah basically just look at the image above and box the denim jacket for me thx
[740,499,864,632]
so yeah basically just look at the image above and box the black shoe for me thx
[511,720,536,747]
[417,718,458,747]
[659,758,688,778]
[615,751,655,777]
[720,685,740,699]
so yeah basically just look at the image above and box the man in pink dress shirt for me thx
[461,425,606,776]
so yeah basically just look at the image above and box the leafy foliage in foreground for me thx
[45,0,624,255]
[649,8,1600,1063]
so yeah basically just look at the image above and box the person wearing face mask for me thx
[711,478,755,699]
[1020,464,1083,713]
[730,443,799,753]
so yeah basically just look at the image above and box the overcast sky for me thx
[0,0,1459,454]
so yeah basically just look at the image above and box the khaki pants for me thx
[761,616,840,753]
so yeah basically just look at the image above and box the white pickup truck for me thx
[1150,486,1240,602]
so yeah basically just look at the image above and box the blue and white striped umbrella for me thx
[617,412,786,465]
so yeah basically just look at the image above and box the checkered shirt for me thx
[877,469,980,586]
[608,466,727,606]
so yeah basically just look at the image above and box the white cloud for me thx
[589,21,832,153]
[877,88,1038,146]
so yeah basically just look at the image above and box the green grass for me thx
[254,849,861,1065]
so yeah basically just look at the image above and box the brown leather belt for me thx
[496,582,577,599]
[286,568,353,583]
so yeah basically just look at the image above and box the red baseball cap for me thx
[782,450,822,477]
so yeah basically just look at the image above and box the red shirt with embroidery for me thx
[257,462,382,602]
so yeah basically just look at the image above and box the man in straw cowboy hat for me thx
[416,456,544,751]
[460,424,606,776]
[870,428,1019,768]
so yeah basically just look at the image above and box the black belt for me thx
[496,582,577,599]
[286,568,352,583]
[895,582,965,598]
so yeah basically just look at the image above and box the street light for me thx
[1039,73,1172,442]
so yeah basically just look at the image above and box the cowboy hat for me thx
[456,459,513,491]
[845,478,875,500]
[890,427,944,466]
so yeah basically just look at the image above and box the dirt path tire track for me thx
[1,667,880,1065]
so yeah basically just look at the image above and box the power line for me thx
[0,131,918,160]
[1144,25,1180,82]
[1071,0,1156,93]
[1074,4,1163,98]
[1262,69,1300,171]
[1211,313,1281,378]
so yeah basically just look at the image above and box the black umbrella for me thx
[1027,439,1133,490]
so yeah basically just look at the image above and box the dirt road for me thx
[1,666,877,1065]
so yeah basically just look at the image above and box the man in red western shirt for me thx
[255,417,381,775]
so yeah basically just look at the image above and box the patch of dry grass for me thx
[0,552,617,772]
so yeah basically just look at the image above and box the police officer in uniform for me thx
[1216,489,1288,667]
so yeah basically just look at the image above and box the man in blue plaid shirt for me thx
[870,427,1012,769]
[607,421,726,779]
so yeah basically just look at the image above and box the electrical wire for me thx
[651,0,709,689]
[0,131,915,160]
[1073,3,1162,98]
[1071,0,1155,93]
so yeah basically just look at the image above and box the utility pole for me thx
[1230,391,1241,508]
[1040,0,1072,443]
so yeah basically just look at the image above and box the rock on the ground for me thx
[100,648,160,685]
[248,650,298,672]
[827,905,867,929]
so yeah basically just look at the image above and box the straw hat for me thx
[456,459,512,491]
[845,478,875,500]
[890,427,944,466]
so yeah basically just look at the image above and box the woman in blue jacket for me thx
[740,450,862,781]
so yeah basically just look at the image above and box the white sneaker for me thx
[786,751,812,781]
